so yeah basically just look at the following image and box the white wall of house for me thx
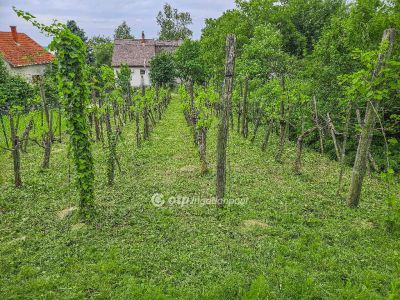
[114,66,151,87]
[3,60,47,81]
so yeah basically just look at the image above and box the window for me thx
[140,69,146,75]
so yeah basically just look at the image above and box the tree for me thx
[88,36,114,67]
[238,24,292,162]
[149,52,176,87]
[194,84,218,174]
[200,9,251,80]
[174,39,205,143]
[116,63,133,123]
[66,20,87,43]
[0,74,34,187]
[157,3,192,40]
[114,21,134,39]
[100,65,121,186]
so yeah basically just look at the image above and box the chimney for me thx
[10,26,18,43]
[141,31,145,43]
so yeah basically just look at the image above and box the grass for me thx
[0,97,399,299]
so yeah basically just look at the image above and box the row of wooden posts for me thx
[215,29,395,209]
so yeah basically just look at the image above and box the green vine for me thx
[14,8,95,217]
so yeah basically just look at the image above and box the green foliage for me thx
[49,27,95,217]
[0,55,9,84]
[66,20,87,43]
[339,46,400,105]
[116,64,131,92]
[200,10,251,80]
[88,36,114,67]
[194,84,218,129]
[114,21,134,39]
[0,75,34,110]
[239,24,291,79]
[177,84,190,113]
[174,39,205,83]
[0,96,399,299]
[157,3,192,40]
[149,52,176,87]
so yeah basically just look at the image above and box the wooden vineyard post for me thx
[348,28,395,208]
[142,76,150,140]
[216,34,236,208]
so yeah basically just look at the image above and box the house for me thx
[0,26,54,81]
[111,31,181,87]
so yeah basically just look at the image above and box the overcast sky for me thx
[0,0,236,46]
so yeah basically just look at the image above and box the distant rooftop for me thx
[0,26,54,67]
[112,31,181,68]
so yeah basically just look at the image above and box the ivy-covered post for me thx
[52,29,95,216]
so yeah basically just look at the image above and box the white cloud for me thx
[0,0,235,46]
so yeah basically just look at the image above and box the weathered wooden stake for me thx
[261,120,274,152]
[216,34,236,208]
[313,95,324,153]
[9,114,21,188]
[294,127,317,174]
[326,112,340,160]
[337,101,352,195]
[241,77,249,138]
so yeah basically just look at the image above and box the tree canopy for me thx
[157,3,192,40]
[114,21,134,39]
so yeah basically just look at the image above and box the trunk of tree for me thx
[241,77,249,138]
[105,110,116,186]
[275,78,286,163]
[216,34,236,208]
[355,108,378,173]
[9,114,22,188]
[39,77,53,169]
[348,28,395,208]
[189,79,195,120]
[198,126,208,174]
[135,110,141,147]
[42,111,53,169]
[251,110,261,143]
[236,100,241,133]
[261,120,274,152]
[150,108,157,126]
[327,113,340,160]
[142,80,150,141]
[1,114,9,148]
[294,127,317,175]
[337,102,352,195]
[42,132,52,169]
[21,117,34,152]
[188,80,198,145]
[230,105,234,130]
[92,89,101,142]
[58,106,62,142]
[313,95,324,153]
[99,115,105,145]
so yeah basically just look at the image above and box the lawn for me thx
[0,97,399,299]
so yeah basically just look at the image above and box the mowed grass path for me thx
[0,97,399,299]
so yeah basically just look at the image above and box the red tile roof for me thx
[0,31,54,67]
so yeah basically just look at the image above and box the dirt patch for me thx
[71,223,86,231]
[57,207,77,220]
[179,165,197,173]
[242,219,269,228]
[358,219,375,230]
